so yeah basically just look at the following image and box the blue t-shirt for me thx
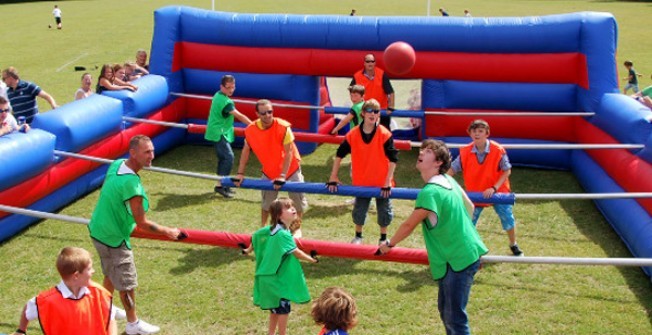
[324,329,349,335]
[7,80,41,123]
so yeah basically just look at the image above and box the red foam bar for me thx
[133,227,429,266]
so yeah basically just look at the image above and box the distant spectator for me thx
[350,9,356,16]
[125,61,148,81]
[1,96,29,135]
[52,5,62,29]
[2,66,58,124]
[464,9,472,17]
[0,75,8,102]
[622,60,642,94]
[136,49,149,71]
[439,7,449,16]
[74,73,94,100]
[96,64,136,94]
[350,53,395,129]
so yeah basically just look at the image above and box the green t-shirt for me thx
[88,159,149,249]
[204,91,235,142]
[642,86,652,98]
[416,175,488,280]
[252,224,311,309]
[349,101,364,129]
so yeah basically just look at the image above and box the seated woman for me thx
[124,61,148,81]
[96,64,137,94]
[74,73,94,100]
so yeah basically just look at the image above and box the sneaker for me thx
[114,306,127,320]
[226,187,236,195]
[214,186,233,198]
[126,319,160,335]
[350,237,363,245]
[510,244,524,256]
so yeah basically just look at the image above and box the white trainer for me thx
[113,306,127,320]
[126,319,160,335]
[350,237,363,245]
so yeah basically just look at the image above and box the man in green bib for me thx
[89,135,181,335]
[379,139,487,335]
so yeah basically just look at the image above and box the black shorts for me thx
[55,17,62,24]
[270,299,291,315]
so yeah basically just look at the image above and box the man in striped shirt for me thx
[2,67,58,124]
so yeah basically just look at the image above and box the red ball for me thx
[383,41,416,75]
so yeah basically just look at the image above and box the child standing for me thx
[328,99,399,245]
[331,85,365,135]
[12,247,117,335]
[448,119,524,256]
[622,60,642,94]
[251,198,318,335]
[311,287,358,335]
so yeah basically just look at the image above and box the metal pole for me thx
[3,203,651,267]
[424,111,595,117]
[516,192,652,200]
[123,116,189,129]
[170,92,323,110]
[442,143,645,150]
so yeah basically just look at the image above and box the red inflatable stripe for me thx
[575,119,652,215]
[424,110,578,141]
[133,227,429,266]
[175,42,588,87]
[0,100,185,219]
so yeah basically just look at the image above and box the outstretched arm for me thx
[129,196,179,240]
[38,90,58,109]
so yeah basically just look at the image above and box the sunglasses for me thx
[364,108,381,114]
[0,108,10,113]
[364,60,375,63]
[258,110,273,115]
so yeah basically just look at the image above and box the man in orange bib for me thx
[448,119,524,256]
[234,99,308,229]
[12,247,117,335]
[350,54,395,130]
[328,99,398,245]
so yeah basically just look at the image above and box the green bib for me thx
[205,91,235,143]
[88,159,149,249]
[416,175,488,280]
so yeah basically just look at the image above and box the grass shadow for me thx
[169,246,249,275]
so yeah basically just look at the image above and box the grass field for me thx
[1,1,652,334]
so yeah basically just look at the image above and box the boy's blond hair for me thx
[467,119,490,133]
[348,84,365,96]
[362,98,380,112]
[56,247,92,279]
[311,287,358,332]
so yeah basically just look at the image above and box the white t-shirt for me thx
[53,8,62,18]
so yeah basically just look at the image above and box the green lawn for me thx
[1,1,651,334]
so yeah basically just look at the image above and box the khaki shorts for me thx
[261,168,308,213]
[92,239,138,291]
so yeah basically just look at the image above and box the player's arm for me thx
[129,196,179,240]
[379,209,429,253]
[234,141,251,187]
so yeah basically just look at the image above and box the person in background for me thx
[12,247,117,335]
[439,7,450,16]
[464,9,472,17]
[96,64,137,94]
[125,61,148,81]
[631,74,652,109]
[330,85,365,135]
[74,73,94,100]
[136,49,149,71]
[350,54,395,130]
[350,9,356,16]
[622,60,642,94]
[2,66,57,124]
[1,96,29,135]
[52,5,63,29]
[311,287,358,335]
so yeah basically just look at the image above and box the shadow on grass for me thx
[512,168,652,325]
[168,246,249,275]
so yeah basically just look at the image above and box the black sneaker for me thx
[226,187,236,195]
[510,244,524,256]
[214,186,233,198]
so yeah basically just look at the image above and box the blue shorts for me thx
[472,204,515,231]
[270,299,291,314]
[624,83,640,93]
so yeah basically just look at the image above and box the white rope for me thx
[170,92,324,110]
[425,111,595,117]
[3,203,651,267]
[414,142,644,150]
